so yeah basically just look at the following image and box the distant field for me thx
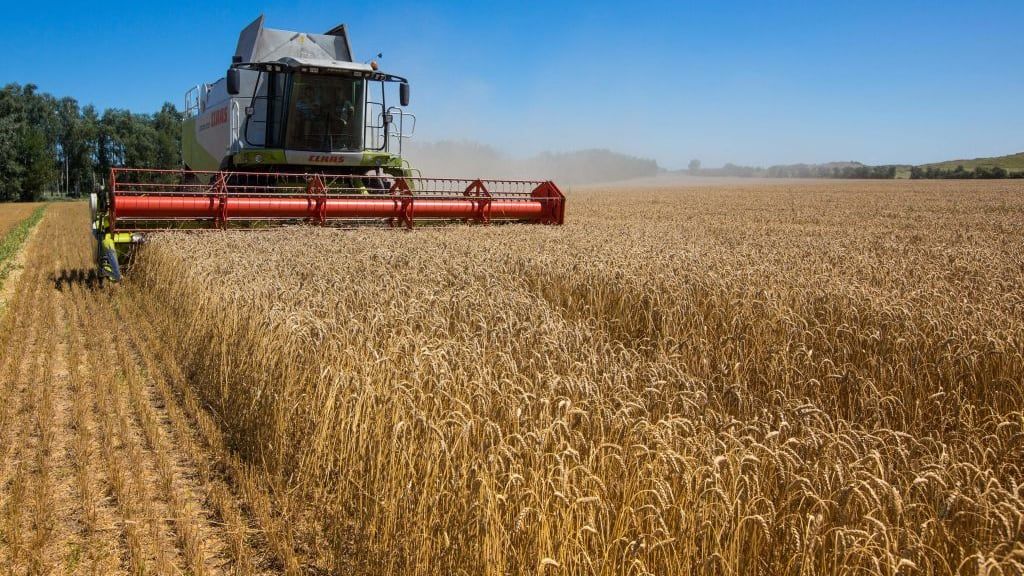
[0,203,43,236]
[923,151,1024,172]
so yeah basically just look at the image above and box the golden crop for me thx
[120,179,1024,575]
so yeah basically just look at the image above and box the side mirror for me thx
[399,82,410,107]
[227,68,240,95]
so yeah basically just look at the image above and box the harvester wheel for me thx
[97,235,122,282]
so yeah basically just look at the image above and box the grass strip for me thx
[0,205,47,287]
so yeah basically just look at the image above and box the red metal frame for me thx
[107,168,565,231]
[463,180,492,224]
[306,173,328,225]
[214,172,229,228]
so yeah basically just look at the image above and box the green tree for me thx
[56,96,96,197]
[0,87,24,200]
[153,102,183,169]
[16,125,56,201]
[80,104,100,192]
[0,83,187,201]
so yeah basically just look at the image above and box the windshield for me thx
[285,73,364,152]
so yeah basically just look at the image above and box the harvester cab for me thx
[182,15,416,179]
[91,16,564,282]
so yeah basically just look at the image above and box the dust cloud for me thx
[402,141,659,185]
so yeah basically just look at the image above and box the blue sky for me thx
[2,0,1021,169]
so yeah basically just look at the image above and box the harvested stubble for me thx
[130,179,1024,575]
[1,203,292,574]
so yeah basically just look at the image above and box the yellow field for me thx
[0,203,42,236]
[0,180,1022,575]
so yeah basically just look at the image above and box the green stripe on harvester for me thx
[0,204,46,287]
[182,117,221,172]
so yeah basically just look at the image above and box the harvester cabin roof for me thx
[234,15,356,66]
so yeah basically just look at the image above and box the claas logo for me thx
[308,155,346,163]
[209,107,229,127]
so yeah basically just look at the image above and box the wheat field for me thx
[0,182,1021,574]
[114,179,1023,575]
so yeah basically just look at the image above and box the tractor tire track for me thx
[0,203,282,575]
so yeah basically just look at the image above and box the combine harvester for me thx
[91,16,565,280]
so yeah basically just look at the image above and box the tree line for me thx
[0,83,182,202]
[687,162,897,179]
[909,165,1024,179]
[766,164,897,179]
[688,160,1024,180]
